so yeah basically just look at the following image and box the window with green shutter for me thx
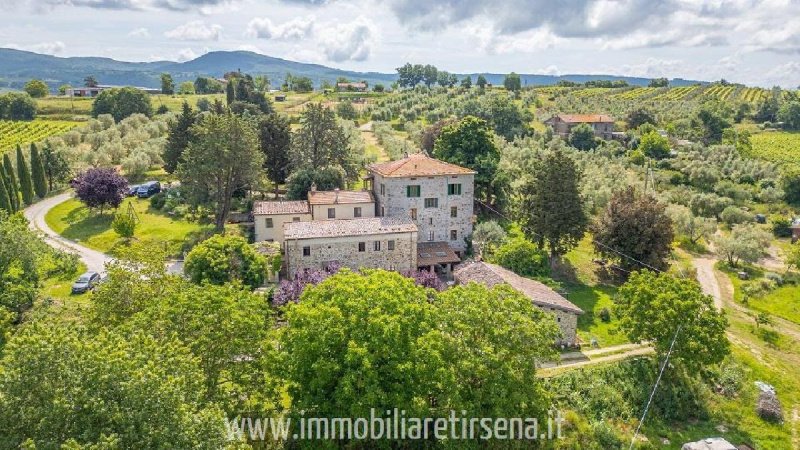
[406,185,421,197]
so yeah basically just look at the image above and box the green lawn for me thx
[718,262,800,326]
[561,236,628,347]
[45,197,213,257]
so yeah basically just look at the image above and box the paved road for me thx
[24,193,112,274]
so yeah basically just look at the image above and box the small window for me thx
[429,218,433,225]
[358,242,366,252]
[410,208,417,220]
[381,206,385,217]
[450,206,457,218]
[557,317,561,323]
[428,231,434,241]
[293,217,301,222]
[374,241,381,251]
[387,240,395,251]
[265,218,273,228]
[380,183,385,195]
[302,246,311,257]
[406,185,421,197]
[450,230,457,241]
[327,208,336,219]
[424,198,438,208]
[447,183,462,195]
[354,207,362,218]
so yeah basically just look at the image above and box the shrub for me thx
[491,238,549,277]
[111,210,137,239]
[73,168,128,213]
[599,307,612,323]
[720,206,752,226]
[184,234,268,289]
[764,271,783,286]
[770,215,792,237]
[149,192,166,210]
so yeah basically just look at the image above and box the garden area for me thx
[45,196,213,257]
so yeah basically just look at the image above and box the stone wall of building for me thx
[539,307,579,346]
[372,173,474,253]
[284,231,418,278]
[254,213,312,243]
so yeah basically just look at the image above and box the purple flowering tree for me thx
[73,167,128,214]
[401,269,444,291]
[272,262,341,307]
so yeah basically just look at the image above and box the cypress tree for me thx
[0,168,14,213]
[226,79,235,105]
[163,101,195,174]
[0,170,12,214]
[3,153,19,211]
[30,143,48,199]
[16,144,35,205]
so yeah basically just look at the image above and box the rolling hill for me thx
[0,48,705,92]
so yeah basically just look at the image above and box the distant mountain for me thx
[0,48,706,92]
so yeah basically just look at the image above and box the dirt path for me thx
[538,345,654,376]
[694,256,723,309]
[24,193,112,274]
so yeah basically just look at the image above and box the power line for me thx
[473,196,690,446]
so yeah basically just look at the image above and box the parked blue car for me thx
[136,181,161,198]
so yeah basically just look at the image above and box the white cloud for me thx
[164,20,222,41]
[127,27,149,38]
[5,40,65,54]
[245,16,314,40]
[175,47,198,62]
[538,65,561,76]
[319,16,376,62]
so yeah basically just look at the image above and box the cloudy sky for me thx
[1,0,799,87]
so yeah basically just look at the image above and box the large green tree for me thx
[290,103,356,180]
[40,142,71,192]
[430,283,559,416]
[91,87,152,121]
[591,187,675,272]
[0,323,228,449]
[615,271,729,372]
[512,148,587,267]
[259,113,292,184]
[178,112,264,231]
[163,101,196,173]
[434,115,503,207]
[184,234,268,289]
[160,73,175,95]
[639,130,670,159]
[23,79,49,98]
[15,145,34,205]
[503,72,522,93]
[569,123,598,151]
[777,101,800,130]
[0,175,11,214]
[29,143,48,199]
[281,269,436,417]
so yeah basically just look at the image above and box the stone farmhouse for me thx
[283,216,418,278]
[453,261,584,346]
[254,153,476,279]
[545,114,614,140]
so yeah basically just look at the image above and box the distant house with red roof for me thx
[544,114,615,140]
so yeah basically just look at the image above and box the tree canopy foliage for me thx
[92,87,153,121]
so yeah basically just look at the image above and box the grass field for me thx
[747,131,800,168]
[36,94,226,119]
[0,119,82,153]
[45,197,213,256]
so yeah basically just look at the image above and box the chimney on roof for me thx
[334,187,339,203]
[404,151,409,158]
[310,182,317,192]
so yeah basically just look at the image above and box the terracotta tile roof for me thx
[368,153,475,178]
[284,216,417,240]
[551,114,614,124]
[253,200,310,215]
[308,189,374,205]
[453,261,583,314]
[417,242,461,267]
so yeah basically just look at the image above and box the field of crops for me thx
[739,87,769,103]
[746,131,800,168]
[650,85,698,101]
[0,119,81,153]
[570,87,616,98]
[612,87,657,99]
[703,84,737,101]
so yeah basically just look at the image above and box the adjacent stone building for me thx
[283,216,418,278]
[308,188,375,221]
[453,261,584,346]
[253,200,312,243]
[366,153,475,255]
[544,114,614,140]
